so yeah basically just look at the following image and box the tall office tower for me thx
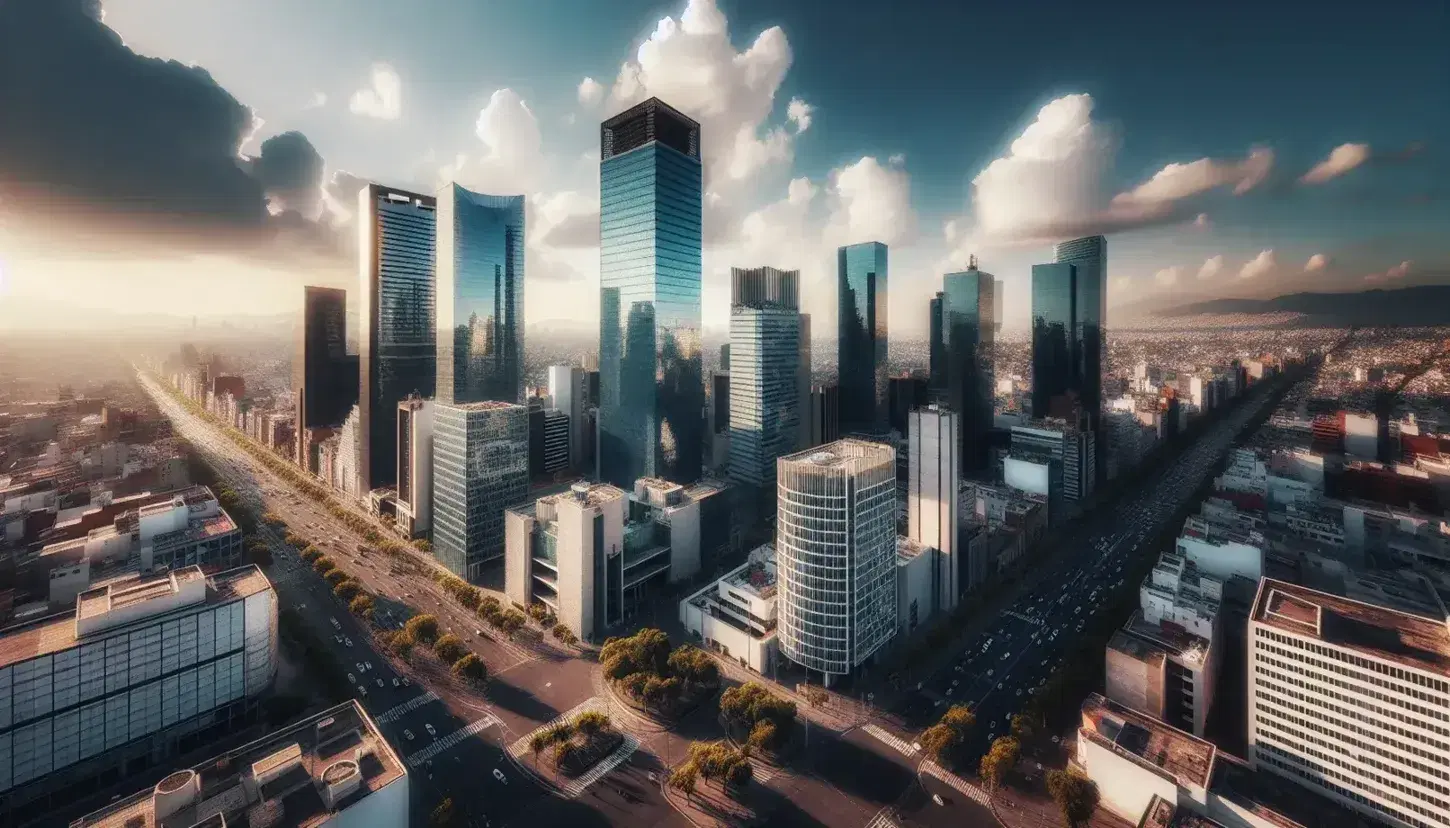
[908,406,960,613]
[597,97,704,487]
[808,383,841,448]
[542,409,570,474]
[928,291,946,393]
[1031,262,1076,418]
[797,313,813,450]
[1051,235,1107,480]
[837,242,889,434]
[395,395,434,538]
[0,566,276,811]
[728,267,801,495]
[1248,579,1450,828]
[548,364,588,471]
[359,183,437,492]
[776,440,897,685]
[294,286,357,467]
[435,182,525,406]
[432,401,529,581]
[940,258,997,475]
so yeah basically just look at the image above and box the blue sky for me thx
[5,0,1446,333]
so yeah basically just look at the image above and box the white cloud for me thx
[435,89,545,194]
[1112,146,1273,207]
[823,156,915,249]
[1239,249,1276,280]
[1198,255,1224,280]
[1154,266,1183,287]
[786,97,813,134]
[1194,213,1210,229]
[888,153,906,166]
[305,91,327,110]
[1365,260,1412,284]
[738,176,817,268]
[1304,253,1329,272]
[577,77,605,107]
[1301,143,1371,185]
[349,63,402,120]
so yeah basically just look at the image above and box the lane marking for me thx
[375,691,441,724]
[560,735,639,798]
[921,760,991,806]
[405,715,499,767]
[862,723,919,758]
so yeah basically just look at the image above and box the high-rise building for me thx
[505,482,626,642]
[728,267,801,496]
[542,408,570,475]
[776,440,897,685]
[928,291,946,393]
[548,365,587,471]
[1031,262,1076,419]
[837,242,889,434]
[807,383,841,448]
[597,98,704,487]
[888,375,930,436]
[908,406,960,613]
[295,286,357,467]
[432,401,529,581]
[435,183,525,407]
[395,395,434,538]
[0,566,276,815]
[797,313,813,450]
[939,259,997,475]
[1050,235,1107,480]
[359,183,437,492]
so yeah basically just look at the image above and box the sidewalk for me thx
[708,655,864,732]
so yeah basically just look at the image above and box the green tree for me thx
[244,540,273,567]
[333,580,362,601]
[385,630,414,661]
[300,545,322,562]
[412,538,432,554]
[324,568,349,586]
[552,623,578,646]
[405,614,440,645]
[918,723,960,765]
[980,736,1021,792]
[1047,769,1100,828]
[429,797,457,828]
[451,653,488,684]
[725,758,753,789]
[284,531,305,547]
[499,610,527,637]
[747,719,778,753]
[349,594,375,619]
[456,587,482,611]
[804,687,829,708]
[574,710,611,737]
[312,556,336,575]
[668,762,698,798]
[433,634,467,663]
[529,732,548,766]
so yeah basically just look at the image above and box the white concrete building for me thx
[548,364,587,471]
[505,482,625,643]
[680,544,779,674]
[907,406,959,613]
[895,537,936,639]
[1176,516,1265,584]
[394,396,433,538]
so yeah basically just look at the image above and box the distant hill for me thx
[1161,285,1450,327]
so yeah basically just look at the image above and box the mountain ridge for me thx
[1160,285,1450,327]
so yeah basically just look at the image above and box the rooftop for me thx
[72,700,405,828]
[1252,577,1450,673]
[1079,692,1216,789]
[724,553,777,598]
[896,536,928,563]
[444,400,524,413]
[1107,628,1168,670]
[1122,611,1211,667]
[781,438,894,470]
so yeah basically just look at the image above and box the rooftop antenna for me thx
[968,253,979,270]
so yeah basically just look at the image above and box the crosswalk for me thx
[921,760,992,806]
[864,810,900,828]
[510,696,610,758]
[375,691,440,724]
[559,734,640,798]
[1004,610,1046,626]
[861,723,920,758]
[405,715,499,767]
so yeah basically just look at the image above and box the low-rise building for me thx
[680,544,778,673]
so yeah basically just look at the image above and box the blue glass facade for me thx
[837,242,889,434]
[435,184,525,406]
[1031,262,1077,418]
[941,266,997,474]
[359,184,436,492]
[432,401,530,581]
[727,267,801,494]
[597,98,704,487]
[1054,235,1106,426]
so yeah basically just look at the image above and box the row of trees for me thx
[601,629,720,716]
[668,741,753,798]
[719,682,796,753]
[918,704,977,770]
[383,614,489,684]
[527,710,621,775]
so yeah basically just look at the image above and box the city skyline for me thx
[2,0,1445,337]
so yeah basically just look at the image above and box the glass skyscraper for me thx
[727,267,801,495]
[837,242,889,434]
[1037,234,1107,480]
[295,286,358,466]
[597,97,704,487]
[1030,262,1076,418]
[358,183,436,492]
[928,291,945,393]
[435,183,525,406]
[940,261,997,474]
[432,401,529,582]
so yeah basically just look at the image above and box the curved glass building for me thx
[435,183,525,406]
[597,97,704,487]
[776,439,897,683]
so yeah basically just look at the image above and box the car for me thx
[402,677,411,686]
[997,682,1003,689]
[365,661,373,671]
[376,679,384,688]
[331,618,341,629]
[347,673,356,684]
[345,638,353,647]
[334,634,344,644]
[951,679,960,687]
[404,729,415,741]
[392,678,400,687]
[356,662,366,673]
[359,686,367,697]
[425,724,437,737]
[475,629,484,637]
[493,768,508,785]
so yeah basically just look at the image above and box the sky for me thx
[0,0,1446,335]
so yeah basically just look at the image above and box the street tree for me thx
[405,614,440,645]
[1047,769,1100,828]
[980,736,1021,791]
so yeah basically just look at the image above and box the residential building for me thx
[394,396,433,538]
[1177,511,1265,584]
[837,242,889,434]
[938,258,998,474]
[907,406,959,613]
[432,401,529,581]
[597,97,704,487]
[435,182,525,406]
[776,440,897,685]
[680,544,779,673]
[70,700,407,828]
[727,266,801,498]
[358,183,437,492]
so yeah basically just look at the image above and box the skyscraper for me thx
[797,313,813,450]
[432,401,529,581]
[928,291,946,393]
[597,97,704,487]
[837,242,889,434]
[294,286,357,466]
[358,183,437,493]
[776,440,897,685]
[727,267,801,495]
[1030,262,1076,419]
[435,183,525,406]
[940,259,997,475]
[1050,235,1107,480]
[548,364,587,471]
[908,406,959,613]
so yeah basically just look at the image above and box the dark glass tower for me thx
[928,291,946,393]
[1044,234,1107,482]
[597,97,704,487]
[941,261,997,475]
[1031,262,1077,419]
[435,183,525,406]
[359,183,437,492]
[837,241,889,434]
[295,286,357,466]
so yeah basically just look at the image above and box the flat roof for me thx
[0,565,270,668]
[443,400,524,412]
[1079,692,1216,789]
[781,438,894,470]
[72,700,405,828]
[1107,628,1168,669]
[1251,577,1450,673]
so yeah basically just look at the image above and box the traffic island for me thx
[662,741,777,828]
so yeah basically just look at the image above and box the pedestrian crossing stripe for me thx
[375,691,440,724]
[862,723,920,757]
[406,715,498,767]
[559,734,639,798]
[921,760,992,806]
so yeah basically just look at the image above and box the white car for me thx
[365,661,373,671]
[425,723,437,737]
[392,678,400,687]
[345,638,353,648]
[493,768,508,785]
[356,662,366,673]
[404,729,415,741]
[347,673,356,684]
[376,679,384,688]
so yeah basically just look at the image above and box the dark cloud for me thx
[0,0,344,266]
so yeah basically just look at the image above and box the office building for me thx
[597,97,705,487]
[358,183,437,492]
[1007,418,1094,518]
[70,700,408,828]
[542,408,570,475]
[548,364,588,471]
[0,566,276,817]
[938,258,997,474]
[395,396,433,538]
[797,313,813,451]
[1052,235,1107,478]
[435,183,525,406]
[432,401,529,581]
[776,440,897,685]
[837,241,889,434]
[294,287,359,471]
[728,267,801,496]
[1249,578,1450,828]
[887,375,929,437]
[907,406,959,613]
[679,544,779,674]
[1031,262,1077,419]
[807,383,840,448]
[928,291,945,393]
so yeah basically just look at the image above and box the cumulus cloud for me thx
[1113,147,1273,207]
[786,97,814,134]
[1238,249,1276,280]
[1194,213,1210,229]
[577,77,605,107]
[1304,253,1329,272]
[533,190,601,249]
[1198,255,1224,280]
[1365,260,1412,284]
[1154,266,1183,287]
[737,177,818,269]
[1301,143,1371,185]
[823,156,915,248]
[349,63,402,120]
[305,91,327,110]
[432,89,545,195]
[247,132,325,219]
